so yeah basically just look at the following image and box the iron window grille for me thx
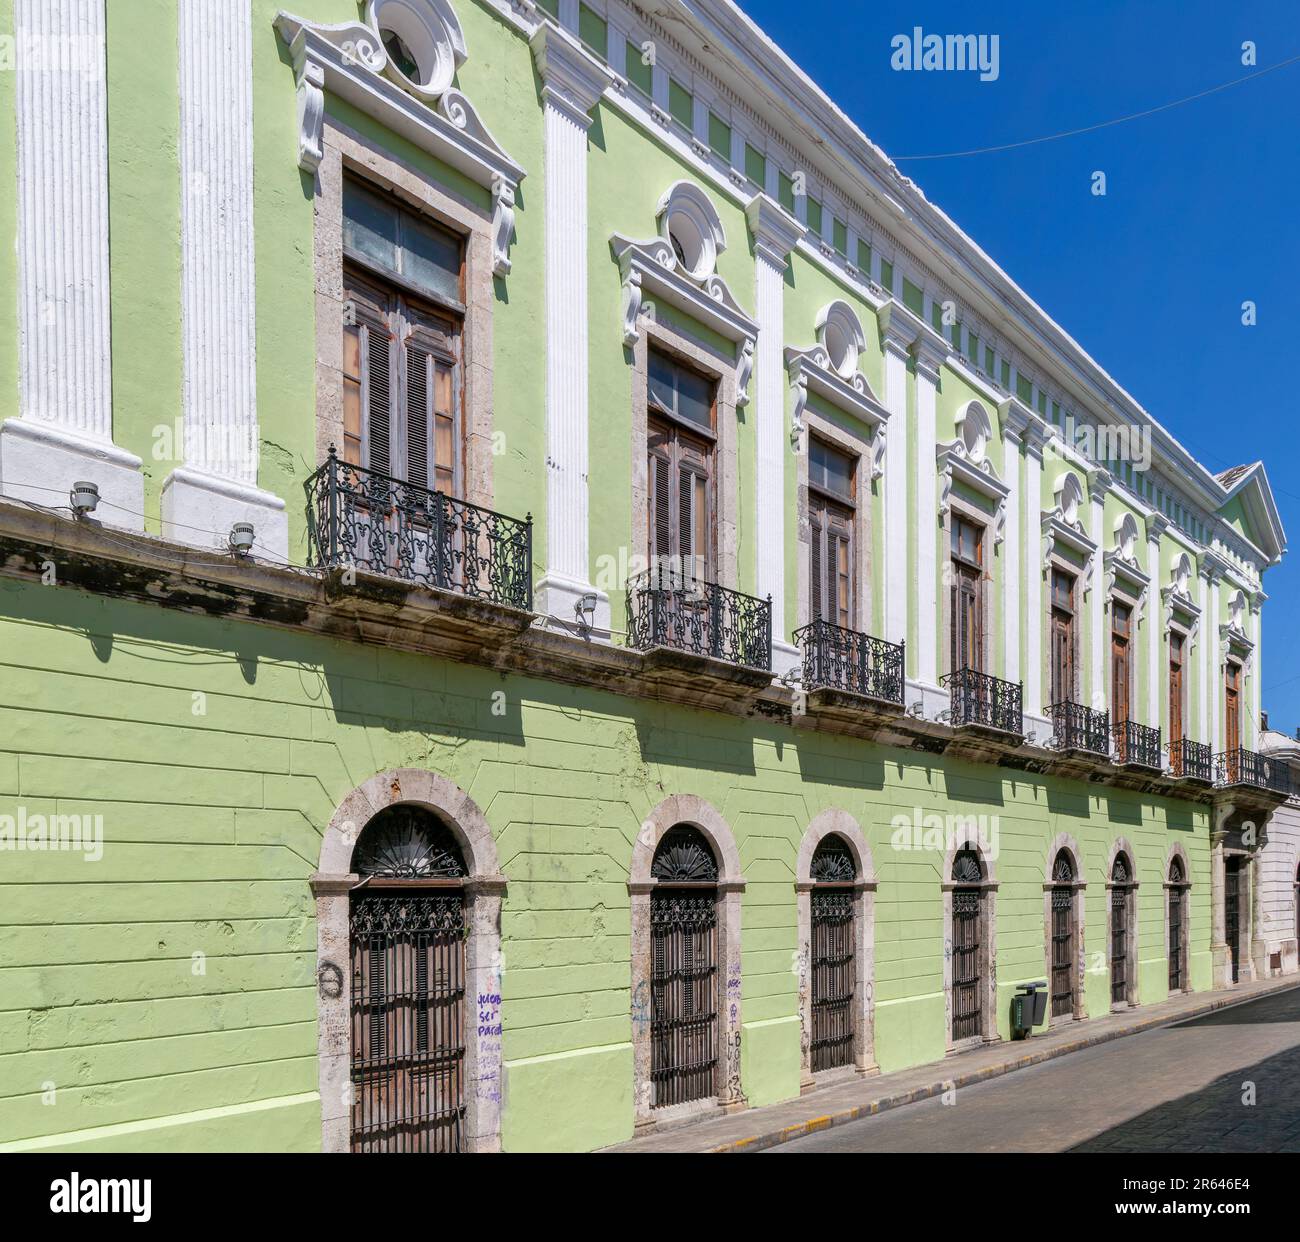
[1113,720,1162,770]
[1168,738,1213,782]
[626,561,771,670]
[942,667,1023,737]
[1048,701,1109,756]
[305,447,533,611]
[794,619,904,705]
[809,835,857,1073]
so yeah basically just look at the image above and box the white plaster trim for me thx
[161,467,289,562]
[0,417,144,533]
[534,29,612,635]
[785,346,887,444]
[180,1,258,486]
[274,11,525,270]
[936,442,1010,543]
[611,234,758,356]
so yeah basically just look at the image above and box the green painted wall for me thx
[0,577,1213,1152]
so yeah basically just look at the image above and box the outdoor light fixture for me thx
[228,522,255,557]
[574,592,597,630]
[69,481,100,517]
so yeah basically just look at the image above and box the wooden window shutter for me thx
[650,451,671,564]
[678,464,694,575]
[809,514,823,622]
[405,338,432,491]
[365,322,393,475]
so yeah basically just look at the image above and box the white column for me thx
[878,306,914,671]
[745,196,804,677]
[1208,568,1223,750]
[1087,469,1112,713]
[1250,591,1264,746]
[999,410,1028,691]
[531,30,614,633]
[1,0,144,529]
[912,334,945,700]
[1197,567,1211,746]
[162,0,287,559]
[1023,427,1048,725]
[1145,514,1168,732]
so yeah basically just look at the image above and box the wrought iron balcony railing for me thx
[1216,747,1291,795]
[942,667,1023,736]
[1112,720,1162,770]
[1168,738,1213,783]
[304,449,533,611]
[626,562,771,671]
[1048,701,1110,756]
[793,620,905,706]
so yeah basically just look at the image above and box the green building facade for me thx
[0,0,1287,1152]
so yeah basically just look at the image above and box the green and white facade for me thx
[0,0,1289,1152]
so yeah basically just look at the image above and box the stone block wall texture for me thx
[0,580,1212,1151]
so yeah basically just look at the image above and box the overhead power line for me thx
[894,53,1300,161]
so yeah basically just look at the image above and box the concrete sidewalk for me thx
[606,974,1300,1153]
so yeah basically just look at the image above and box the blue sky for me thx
[737,0,1300,736]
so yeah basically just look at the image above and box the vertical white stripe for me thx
[179,0,257,481]
[1001,430,1021,688]
[1089,488,1107,712]
[16,0,111,435]
[1023,439,1044,718]
[754,252,785,633]
[913,361,938,686]
[1147,535,1161,731]
[882,343,909,652]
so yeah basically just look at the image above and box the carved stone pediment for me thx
[936,439,1009,544]
[274,6,524,276]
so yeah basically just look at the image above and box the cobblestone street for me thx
[773,986,1300,1154]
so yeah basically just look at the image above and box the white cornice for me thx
[937,440,1010,544]
[1041,511,1097,575]
[530,23,614,125]
[745,192,805,268]
[273,12,526,191]
[611,232,757,401]
[785,344,887,463]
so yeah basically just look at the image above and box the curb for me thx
[707,979,1300,1153]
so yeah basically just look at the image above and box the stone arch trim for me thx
[796,808,876,884]
[794,810,877,1087]
[1104,836,1140,1009]
[940,832,999,1051]
[320,767,502,880]
[628,795,745,1130]
[1164,841,1193,885]
[312,769,505,1153]
[941,825,998,884]
[1042,833,1087,1023]
[631,793,744,887]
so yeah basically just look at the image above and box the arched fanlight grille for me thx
[1051,850,1076,884]
[952,847,984,884]
[651,825,719,882]
[811,834,857,883]
[1111,853,1131,885]
[352,805,468,879]
[1169,856,1186,884]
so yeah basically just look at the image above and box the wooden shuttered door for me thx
[809,501,852,628]
[950,517,984,674]
[1049,570,1075,706]
[647,419,711,581]
[1169,631,1185,745]
[1111,602,1132,725]
[344,271,461,494]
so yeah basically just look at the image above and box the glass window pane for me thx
[343,182,398,272]
[400,213,461,304]
[675,365,712,429]
[648,350,675,414]
[809,438,853,501]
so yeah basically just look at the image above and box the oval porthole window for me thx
[816,301,866,379]
[656,181,725,281]
[368,0,464,97]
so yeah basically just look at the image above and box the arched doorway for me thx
[809,834,856,1073]
[950,847,988,1044]
[1049,849,1078,1019]
[648,825,720,1109]
[1109,851,1138,1008]
[1167,854,1190,994]
[349,805,468,1153]
[314,769,506,1154]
